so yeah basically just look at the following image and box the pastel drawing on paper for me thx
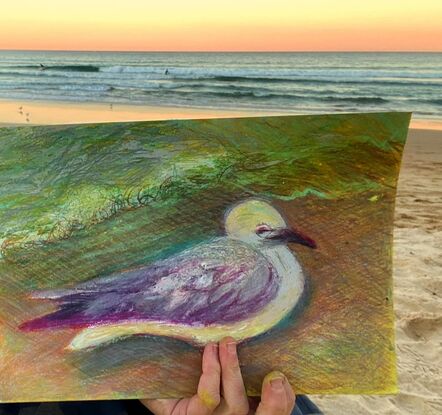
[0,112,410,401]
[20,198,315,350]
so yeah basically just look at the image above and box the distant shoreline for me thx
[0,98,440,131]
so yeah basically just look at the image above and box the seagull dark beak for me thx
[264,227,317,249]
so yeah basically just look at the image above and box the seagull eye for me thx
[256,224,272,236]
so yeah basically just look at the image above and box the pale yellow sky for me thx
[1,0,441,51]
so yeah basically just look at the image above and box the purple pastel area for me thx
[20,238,280,331]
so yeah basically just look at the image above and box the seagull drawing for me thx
[20,199,316,350]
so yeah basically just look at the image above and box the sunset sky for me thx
[1,0,441,51]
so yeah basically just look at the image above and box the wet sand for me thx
[0,98,441,130]
[0,99,260,126]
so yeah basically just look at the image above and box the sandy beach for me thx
[1,98,442,130]
[0,100,440,414]
[0,99,261,126]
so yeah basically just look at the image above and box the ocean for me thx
[0,51,441,120]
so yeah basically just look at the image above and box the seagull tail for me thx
[19,308,87,331]
[19,300,87,332]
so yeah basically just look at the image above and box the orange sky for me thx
[0,0,441,51]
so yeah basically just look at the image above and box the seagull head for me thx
[224,199,316,249]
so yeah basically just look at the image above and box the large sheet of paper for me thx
[0,112,410,401]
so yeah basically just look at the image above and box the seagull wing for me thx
[20,238,280,331]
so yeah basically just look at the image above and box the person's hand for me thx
[140,337,296,415]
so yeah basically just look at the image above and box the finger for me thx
[255,371,289,415]
[218,337,249,415]
[188,342,221,415]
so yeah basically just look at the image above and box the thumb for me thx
[255,371,295,415]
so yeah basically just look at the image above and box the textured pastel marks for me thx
[20,199,312,351]
[0,112,410,401]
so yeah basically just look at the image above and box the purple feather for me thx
[20,238,280,331]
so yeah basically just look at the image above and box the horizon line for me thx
[0,49,441,53]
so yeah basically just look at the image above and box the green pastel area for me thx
[0,112,409,291]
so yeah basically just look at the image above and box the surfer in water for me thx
[39,64,46,71]
[165,68,169,75]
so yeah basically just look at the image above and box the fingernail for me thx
[270,378,284,390]
[227,341,236,355]
[264,371,285,390]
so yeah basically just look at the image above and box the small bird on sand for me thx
[20,199,316,350]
